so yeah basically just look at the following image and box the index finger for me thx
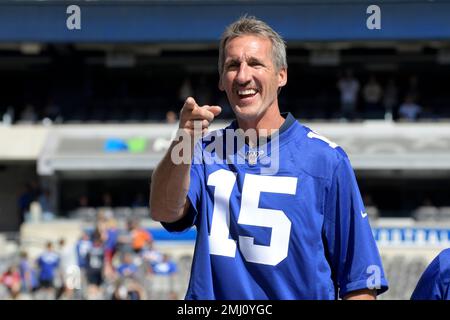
[183,97,197,111]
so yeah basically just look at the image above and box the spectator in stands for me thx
[2,105,15,125]
[103,218,119,279]
[85,236,105,299]
[141,242,163,271]
[168,290,179,300]
[111,279,128,300]
[363,194,379,220]
[128,218,153,254]
[37,241,60,299]
[362,75,383,118]
[42,97,62,124]
[166,110,178,124]
[76,231,93,270]
[111,278,146,300]
[178,77,194,104]
[151,253,177,276]
[411,248,450,300]
[76,231,92,296]
[124,279,146,300]
[101,192,113,208]
[1,265,21,299]
[19,103,38,123]
[382,78,398,121]
[412,198,439,221]
[78,195,90,208]
[117,252,139,278]
[151,254,178,298]
[398,95,422,121]
[38,188,55,221]
[92,210,110,243]
[56,238,77,299]
[337,69,360,120]
[73,194,99,221]
[17,184,34,226]
[406,74,420,102]
[18,251,38,296]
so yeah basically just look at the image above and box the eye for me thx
[249,61,264,68]
[225,62,239,70]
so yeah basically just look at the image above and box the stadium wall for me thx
[1,1,450,42]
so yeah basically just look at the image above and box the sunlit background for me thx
[0,0,450,300]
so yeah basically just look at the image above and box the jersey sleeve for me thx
[161,141,204,233]
[411,254,442,300]
[322,157,389,299]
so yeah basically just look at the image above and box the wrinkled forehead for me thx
[224,35,273,60]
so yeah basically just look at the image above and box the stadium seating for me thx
[379,254,428,300]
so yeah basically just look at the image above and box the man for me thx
[337,69,360,120]
[411,248,450,300]
[37,242,60,298]
[150,16,388,299]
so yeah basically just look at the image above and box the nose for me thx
[236,63,251,85]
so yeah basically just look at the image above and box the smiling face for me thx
[219,35,287,124]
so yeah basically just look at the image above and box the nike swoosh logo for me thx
[361,210,368,218]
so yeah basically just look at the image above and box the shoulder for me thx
[422,249,450,281]
[292,123,351,179]
[437,249,450,280]
[438,248,450,260]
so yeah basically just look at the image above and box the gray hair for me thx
[218,16,287,76]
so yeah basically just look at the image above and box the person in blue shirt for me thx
[37,241,60,299]
[150,16,388,300]
[152,254,177,276]
[76,231,92,270]
[19,251,38,294]
[411,248,450,300]
[116,252,139,278]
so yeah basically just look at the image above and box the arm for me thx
[344,289,376,300]
[150,97,221,223]
[323,157,388,299]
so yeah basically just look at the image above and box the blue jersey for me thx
[117,263,138,277]
[163,113,388,300]
[76,239,92,268]
[152,261,177,275]
[37,251,60,281]
[19,259,38,290]
[411,248,450,300]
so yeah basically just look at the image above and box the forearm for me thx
[150,140,192,223]
[343,289,376,300]
[150,97,221,223]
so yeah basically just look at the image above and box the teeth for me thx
[238,89,257,95]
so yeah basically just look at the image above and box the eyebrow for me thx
[225,56,264,67]
[247,57,264,65]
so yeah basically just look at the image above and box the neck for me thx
[236,103,285,147]
[236,103,285,136]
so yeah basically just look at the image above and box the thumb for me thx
[206,105,222,117]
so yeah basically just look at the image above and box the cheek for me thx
[221,76,232,91]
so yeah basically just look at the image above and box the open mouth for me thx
[237,88,259,100]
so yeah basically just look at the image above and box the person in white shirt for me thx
[337,70,360,120]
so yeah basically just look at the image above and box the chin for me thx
[232,104,263,120]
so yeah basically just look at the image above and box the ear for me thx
[218,76,225,91]
[278,68,287,88]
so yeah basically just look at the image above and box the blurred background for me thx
[0,0,450,300]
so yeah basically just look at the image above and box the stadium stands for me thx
[379,254,429,300]
[1,0,450,301]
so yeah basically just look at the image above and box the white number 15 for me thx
[207,169,297,266]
